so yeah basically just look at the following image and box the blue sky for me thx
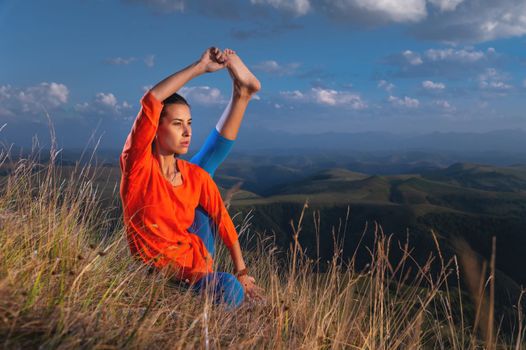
[1,0,525,150]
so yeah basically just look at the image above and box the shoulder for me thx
[179,158,210,180]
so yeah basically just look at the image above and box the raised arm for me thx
[150,47,227,102]
[120,47,226,174]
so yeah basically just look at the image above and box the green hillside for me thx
[229,162,526,297]
[420,162,526,192]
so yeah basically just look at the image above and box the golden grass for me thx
[0,130,525,349]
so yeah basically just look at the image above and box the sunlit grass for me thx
[0,125,524,349]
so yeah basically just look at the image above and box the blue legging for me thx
[186,128,245,310]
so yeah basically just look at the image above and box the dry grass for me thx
[0,130,525,349]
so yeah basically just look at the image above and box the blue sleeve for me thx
[190,128,235,178]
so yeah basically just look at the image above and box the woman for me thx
[119,47,265,309]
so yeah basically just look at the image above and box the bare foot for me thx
[223,48,261,96]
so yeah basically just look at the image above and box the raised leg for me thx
[215,48,261,141]
[189,127,234,178]
[189,48,260,174]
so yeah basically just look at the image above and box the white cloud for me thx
[412,0,526,43]
[258,0,526,44]
[280,90,304,100]
[253,60,301,76]
[378,80,395,93]
[312,88,366,108]
[478,68,512,90]
[25,82,69,107]
[75,92,132,117]
[124,0,185,13]
[250,0,311,16]
[0,82,69,120]
[178,86,227,105]
[74,102,89,112]
[425,48,486,62]
[428,0,465,12]
[128,0,424,25]
[106,57,136,65]
[125,0,526,43]
[324,0,428,23]
[106,54,155,67]
[422,80,446,90]
[141,85,230,105]
[280,87,367,109]
[388,95,420,108]
[384,46,498,78]
[479,81,512,90]
[403,50,423,65]
[434,99,456,111]
[96,92,118,108]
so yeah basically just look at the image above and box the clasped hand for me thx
[198,46,236,73]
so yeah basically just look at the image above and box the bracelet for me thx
[235,267,248,278]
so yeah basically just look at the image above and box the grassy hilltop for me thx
[0,145,525,348]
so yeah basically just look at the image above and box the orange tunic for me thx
[119,89,239,284]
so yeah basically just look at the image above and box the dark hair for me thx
[164,92,190,107]
[161,92,191,119]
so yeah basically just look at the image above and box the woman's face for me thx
[156,103,192,155]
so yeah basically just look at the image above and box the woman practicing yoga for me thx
[119,46,264,309]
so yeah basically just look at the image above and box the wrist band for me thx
[235,268,248,278]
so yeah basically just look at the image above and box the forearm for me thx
[151,60,207,102]
[227,240,246,274]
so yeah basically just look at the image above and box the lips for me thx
[181,141,190,146]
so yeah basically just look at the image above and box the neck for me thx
[153,141,178,176]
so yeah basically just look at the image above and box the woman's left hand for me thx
[198,47,228,73]
[237,274,266,302]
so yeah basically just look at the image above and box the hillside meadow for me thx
[0,142,525,349]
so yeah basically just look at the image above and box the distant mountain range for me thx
[3,128,526,166]
[223,161,526,316]
[232,128,526,154]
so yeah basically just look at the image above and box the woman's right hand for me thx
[237,274,266,302]
[197,47,228,73]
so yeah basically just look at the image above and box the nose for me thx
[183,124,191,137]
